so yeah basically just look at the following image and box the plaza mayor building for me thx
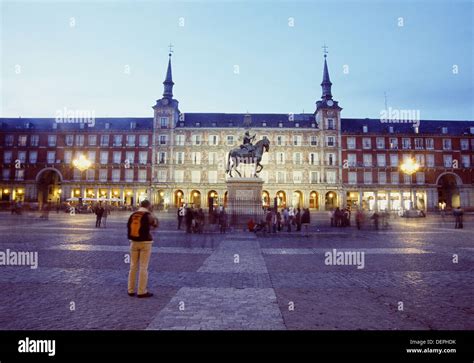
[0,54,473,211]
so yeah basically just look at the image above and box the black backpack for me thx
[127,211,152,241]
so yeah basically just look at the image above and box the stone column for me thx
[339,190,346,209]
[387,191,392,211]
[318,192,325,211]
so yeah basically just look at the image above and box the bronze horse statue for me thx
[226,137,270,178]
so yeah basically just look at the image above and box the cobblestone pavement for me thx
[0,210,472,330]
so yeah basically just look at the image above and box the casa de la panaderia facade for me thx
[1,54,473,211]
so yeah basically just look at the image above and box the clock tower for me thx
[152,50,181,200]
[314,51,344,208]
[153,51,180,129]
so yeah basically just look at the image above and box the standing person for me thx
[295,208,302,232]
[102,203,110,228]
[272,209,277,233]
[276,210,282,232]
[371,212,380,230]
[301,208,310,236]
[334,207,341,227]
[247,218,255,232]
[265,208,273,233]
[197,208,205,234]
[288,207,295,232]
[355,209,364,230]
[282,208,289,232]
[329,209,335,227]
[219,208,227,234]
[454,207,464,229]
[41,202,50,220]
[127,200,158,298]
[95,202,105,228]
[185,206,194,233]
[177,204,185,230]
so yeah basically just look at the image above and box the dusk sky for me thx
[1,0,473,120]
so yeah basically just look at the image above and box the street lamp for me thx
[72,154,92,172]
[72,154,92,202]
[400,158,420,210]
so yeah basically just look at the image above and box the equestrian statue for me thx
[226,131,270,178]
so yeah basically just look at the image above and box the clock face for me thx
[162,98,169,105]
[327,100,334,107]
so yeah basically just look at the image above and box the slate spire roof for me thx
[321,54,333,101]
[163,53,174,99]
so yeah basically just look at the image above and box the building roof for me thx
[0,116,472,135]
[177,113,316,128]
[341,118,474,135]
[0,118,153,131]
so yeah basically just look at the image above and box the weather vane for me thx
[322,44,329,57]
[168,43,174,56]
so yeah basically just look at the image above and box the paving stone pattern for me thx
[0,211,472,330]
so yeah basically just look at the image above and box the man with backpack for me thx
[127,200,159,298]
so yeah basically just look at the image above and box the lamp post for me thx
[72,154,92,203]
[400,158,420,210]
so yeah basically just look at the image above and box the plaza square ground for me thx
[0,210,472,330]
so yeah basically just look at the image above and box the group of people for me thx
[329,207,351,227]
[177,204,229,234]
[248,207,311,234]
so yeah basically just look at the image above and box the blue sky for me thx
[1,0,473,120]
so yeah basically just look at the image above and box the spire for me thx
[321,53,332,101]
[163,49,174,99]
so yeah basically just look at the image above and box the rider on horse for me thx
[241,131,256,155]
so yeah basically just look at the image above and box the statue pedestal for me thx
[226,177,265,226]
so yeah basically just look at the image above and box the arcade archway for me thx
[190,190,201,208]
[36,168,63,207]
[276,190,286,208]
[325,191,338,210]
[174,190,184,207]
[309,191,319,209]
[437,173,461,209]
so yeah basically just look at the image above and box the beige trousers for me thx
[128,241,152,295]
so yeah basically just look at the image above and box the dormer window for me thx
[80,123,85,129]
[262,122,267,127]
[180,122,184,127]
[228,122,233,127]
[311,123,316,128]
[442,127,448,134]
[295,123,299,128]
[25,122,31,129]
[470,127,474,134]
[195,122,200,127]
[414,126,419,134]
[212,122,217,127]
[52,122,57,129]
[130,121,137,130]
[105,122,110,129]
[278,122,283,128]
[362,125,368,133]
[389,126,394,133]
